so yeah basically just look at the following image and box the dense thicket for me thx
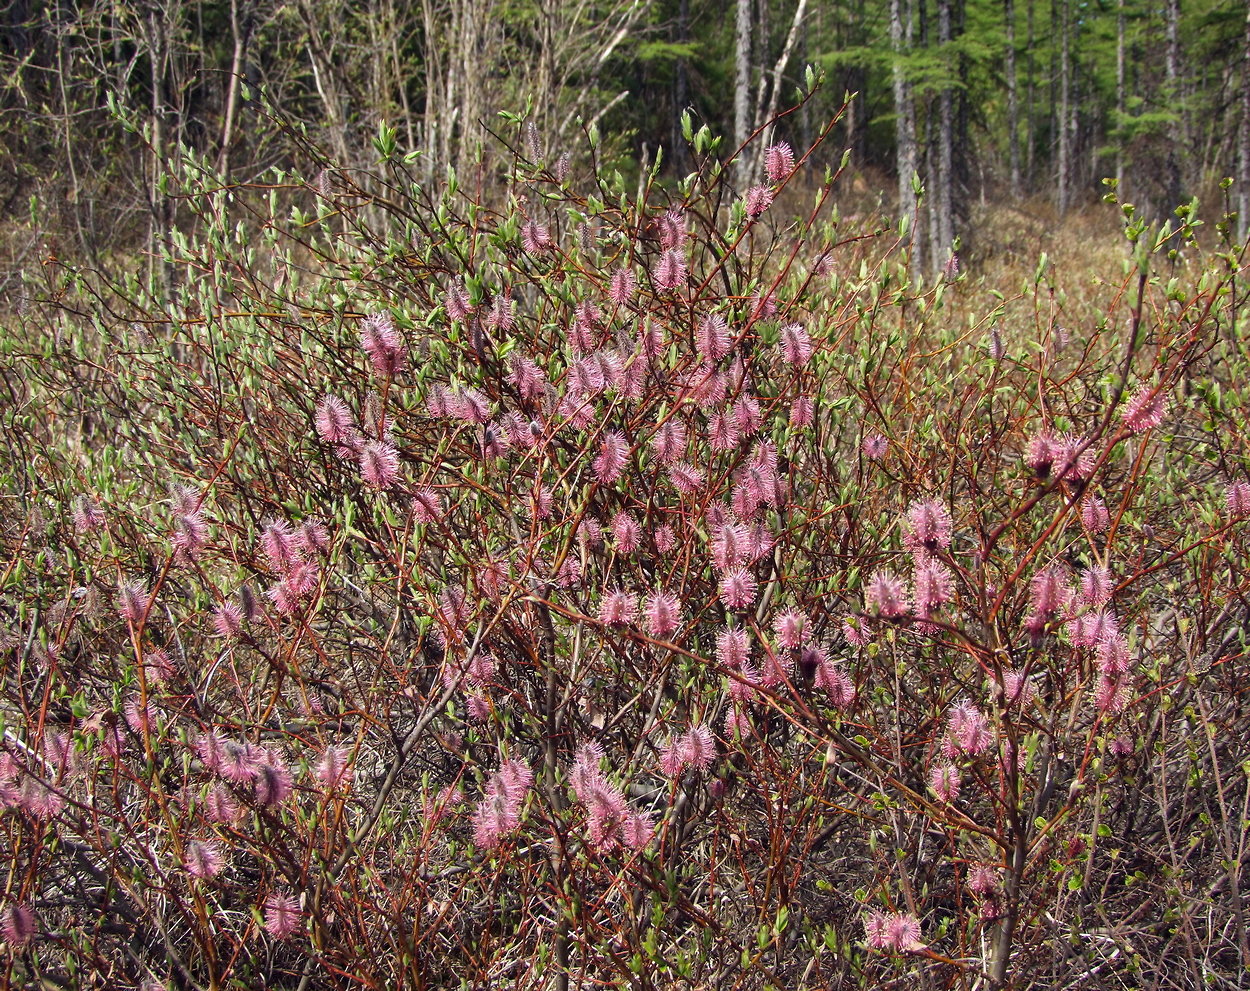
[1,0,1247,280]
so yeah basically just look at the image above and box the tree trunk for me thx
[1164,0,1183,209]
[673,0,689,171]
[1240,1,1250,242]
[891,0,921,275]
[1006,0,1019,189]
[217,0,252,176]
[936,0,955,264]
[1025,0,1035,186]
[1056,0,1071,215]
[734,0,753,183]
[1115,0,1125,191]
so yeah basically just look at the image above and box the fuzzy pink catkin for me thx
[0,903,35,947]
[863,434,888,459]
[445,280,472,322]
[790,396,815,427]
[315,395,355,444]
[1226,481,1250,519]
[716,627,750,668]
[764,142,796,183]
[865,570,909,619]
[842,617,871,646]
[509,353,548,402]
[117,579,149,625]
[944,701,992,756]
[695,313,732,362]
[520,220,552,254]
[644,590,681,639]
[732,395,762,435]
[360,440,400,489]
[930,763,960,803]
[472,759,533,850]
[719,568,758,609]
[263,891,302,940]
[1025,429,1059,475]
[204,784,239,823]
[682,726,716,772]
[1121,386,1166,434]
[779,323,813,366]
[657,208,687,250]
[593,431,629,484]
[359,312,405,377]
[608,268,637,306]
[1080,566,1114,607]
[1082,496,1111,534]
[1030,566,1069,615]
[253,754,294,807]
[184,839,225,879]
[864,910,924,953]
[904,499,953,552]
[651,420,687,463]
[211,602,244,640]
[773,609,810,649]
[73,497,104,533]
[611,512,642,554]
[654,250,687,290]
[708,411,740,451]
[913,560,953,617]
[668,461,705,495]
[744,185,773,218]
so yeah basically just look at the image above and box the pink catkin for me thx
[864,910,924,953]
[764,142,796,183]
[1082,497,1111,534]
[710,522,745,567]
[1080,566,1114,607]
[360,441,400,489]
[117,579,149,625]
[599,589,637,627]
[611,512,642,554]
[790,396,815,427]
[472,759,533,850]
[654,250,687,290]
[695,313,732,362]
[651,420,687,463]
[719,569,758,609]
[184,840,225,879]
[359,312,406,377]
[644,590,681,639]
[931,764,960,803]
[1121,386,1166,434]
[773,609,810,649]
[904,499,953,552]
[72,497,105,533]
[593,431,630,484]
[520,220,552,254]
[315,395,356,444]
[866,570,909,619]
[779,324,813,366]
[608,268,637,306]
[716,627,750,668]
[0,903,35,947]
[263,892,302,940]
[944,701,993,756]
[744,185,773,218]
[1226,481,1250,519]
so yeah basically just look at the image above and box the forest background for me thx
[2,0,1248,279]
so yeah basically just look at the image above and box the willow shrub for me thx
[2,93,1250,990]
